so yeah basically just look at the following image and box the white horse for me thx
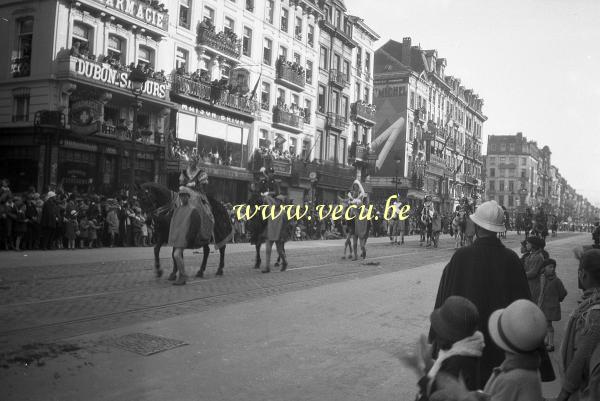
[451,210,467,248]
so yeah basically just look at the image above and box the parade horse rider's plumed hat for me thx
[179,154,208,188]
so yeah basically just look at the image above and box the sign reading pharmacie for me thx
[73,59,167,99]
[90,0,168,30]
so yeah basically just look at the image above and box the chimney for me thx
[403,37,411,46]
[401,37,411,63]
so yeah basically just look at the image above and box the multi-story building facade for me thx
[1,0,175,193]
[312,0,378,202]
[371,37,485,212]
[0,0,376,204]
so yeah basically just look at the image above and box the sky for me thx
[346,0,600,206]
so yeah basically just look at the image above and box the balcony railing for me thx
[34,110,65,128]
[11,57,31,78]
[171,74,258,116]
[276,60,306,91]
[316,162,355,189]
[272,106,304,133]
[350,101,376,125]
[329,69,349,88]
[99,123,161,145]
[253,151,292,176]
[197,24,241,60]
[326,112,348,131]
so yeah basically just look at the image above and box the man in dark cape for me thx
[429,200,532,387]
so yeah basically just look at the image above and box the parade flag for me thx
[249,72,262,101]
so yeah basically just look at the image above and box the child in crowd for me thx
[78,215,89,249]
[403,296,485,400]
[64,210,78,250]
[87,218,98,248]
[538,258,567,352]
[484,299,547,401]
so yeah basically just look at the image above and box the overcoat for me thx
[430,236,531,387]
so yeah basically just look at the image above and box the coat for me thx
[483,352,543,401]
[106,209,119,234]
[430,236,531,387]
[168,203,206,249]
[41,199,59,228]
[523,250,545,303]
[540,274,567,321]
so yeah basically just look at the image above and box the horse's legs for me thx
[352,236,358,260]
[154,242,163,277]
[168,248,178,281]
[216,246,225,276]
[196,244,210,278]
[263,240,273,273]
[254,243,261,269]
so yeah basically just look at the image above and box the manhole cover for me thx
[104,333,188,356]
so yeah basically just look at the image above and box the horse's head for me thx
[138,182,173,212]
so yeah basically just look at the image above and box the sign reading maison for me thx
[91,0,168,30]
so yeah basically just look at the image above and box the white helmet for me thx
[470,200,505,232]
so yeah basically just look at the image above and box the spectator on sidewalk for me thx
[430,200,532,387]
[538,258,567,352]
[523,236,546,305]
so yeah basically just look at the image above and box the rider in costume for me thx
[347,180,369,260]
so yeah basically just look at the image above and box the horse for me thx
[451,210,467,248]
[420,208,434,247]
[137,182,231,278]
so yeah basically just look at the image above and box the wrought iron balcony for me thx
[196,24,241,61]
[329,69,349,89]
[350,101,376,126]
[171,74,258,117]
[326,112,348,131]
[11,57,31,78]
[276,60,306,91]
[272,106,304,133]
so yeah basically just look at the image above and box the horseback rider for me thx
[421,195,435,247]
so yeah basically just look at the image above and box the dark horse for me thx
[138,182,232,278]
[244,191,269,269]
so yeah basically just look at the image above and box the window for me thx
[509,143,515,152]
[365,51,371,74]
[364,87,370,103]
[339,137,346,165]
[410,91,415,109]
[341,96,349,118]
[521,169,526,178]
[333,54,341,71]
[308,25,314,47]
[489,180,495,191]
[306,60,313,84]
[137,46,154,68]
[13,17,33,78]
[242,27,252,57]
[265,0,274,24]
[318,84,326,112]
[289,137,297,156]
[12,87,30,122]
[331,91,339,114]
[500,143,506,151]
[355,82,361,101]
[319,46,328,70]
[277,88,285,105]
[224,17,235,34]
[245,0,254,12]
[327,134,337,162]
[356,46,362,73]
[343,60,350,80]
[203,6,214,24]
[107,34,125,64]
[295,17,302,40]
[302,139,311,160]
[175,47,188,71]
[508,196,514,207]
[293,52,301,64]
[509,181,514,192]
[521,157,527,165]
[279,45,287,60]
[499,180,505,191]
[334,8,341,28]
[498,195,504,206]
[261,82,270,110]
[72,21,92,54]
[281,7,288,32]
[490,168,495,177]
[179,0,191,28]
[304,99,311,118]
[292,94,299,108]
[263,38,272,65]
[259,129,269,148]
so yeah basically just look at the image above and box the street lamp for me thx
[127,66,148,193]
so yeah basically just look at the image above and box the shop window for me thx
[12,17,33,78]
[107,34,126,64]
[242,27,252,57]
[179,0,191,29]
[12,87,30,122]
[175,47,188,72]
[71,21,93,58]
[137,46,154,69]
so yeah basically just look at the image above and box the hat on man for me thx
[46,191,56,199]
[70,210,78,217]
[469,200,505,232]
[526,236,544,249]
[178,186,194,197]
[430,296,479,344]
[488,299,547,354]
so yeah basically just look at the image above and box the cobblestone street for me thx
[0,232,588,400]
